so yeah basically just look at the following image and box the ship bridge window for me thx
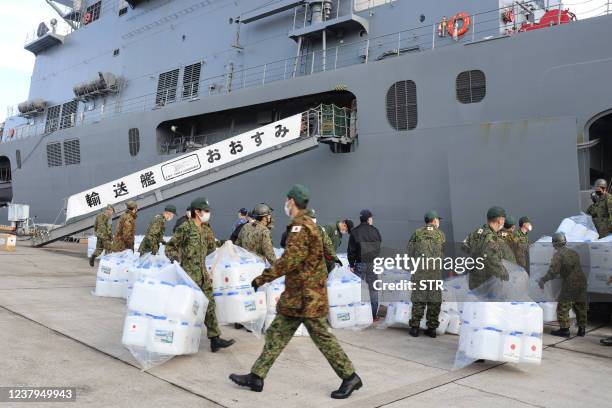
[456,70,486,104]
[46,142,62,167]
[355,0,396,12]
[386,80,418,131]
[182,62,202,99]
[129,128,140,156]
[64,139,81,165]
[60,100,78,130]
[45,105,61,134]
[85,1,102,23]
[156,69,180,107]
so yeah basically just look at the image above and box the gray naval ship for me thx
[1,0,611,248]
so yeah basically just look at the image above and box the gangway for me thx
[32,106,355,247]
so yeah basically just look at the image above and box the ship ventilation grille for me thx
[46,142,62,167]
[456,70,486,104]
[45,105,61,134]
[60,100,78,129]
[64,139,81,166]
[182,62,202,99]
[386,80,417,131]
[129,128,140,157]
[156,69,180,106]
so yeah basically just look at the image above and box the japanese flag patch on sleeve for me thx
[291,225,302,233]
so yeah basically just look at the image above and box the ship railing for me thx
[291,0,346,31]
[5,0,611,142]
[24,24,73,45]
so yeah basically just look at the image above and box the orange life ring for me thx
[448,12,471,37]
[84,12,92,24]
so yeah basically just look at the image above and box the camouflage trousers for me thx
[557,301,588,328]
[251,314,355,379]
[409,301,441,329]
[92,238,111,258]
[201,276,221,339]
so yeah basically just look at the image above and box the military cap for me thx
[424,210,441,223]
[305,208,316,218]
[504,215,516,229]
[126,200,138,210]
[486,206,506,220]
[252,203,273,217]
[518,216,530,227]
[164,204,177,214]
[594,178,607,189]
[287,184,310,206]
[190,197,210,211]
[552,232,566,245]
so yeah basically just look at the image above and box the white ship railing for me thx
[3,0,611,143]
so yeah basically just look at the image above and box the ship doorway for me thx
[583,111,612,190]
[0,156,12,206]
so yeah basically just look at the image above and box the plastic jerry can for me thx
[436,311,450,335]
[523,302,544,335]
[328,305,355,329]
[94,277,113,297]
[189,323,203,354]
[128,278,174,316]
[467,327,503,361]
[265,284,284,313]
[392,301,412,327]
[353,302,373,326]
[520,333,542,364]
[165,285,198,323]
[539,302,557,322]
[501,332,522,363]
[213,292,228,324]
[225,290,258,323]
[122,312,149,347]
[446,312,461,335]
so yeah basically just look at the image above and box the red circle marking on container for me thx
[531,345,537,351]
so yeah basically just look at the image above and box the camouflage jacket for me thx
[323,223,343,251]
[513,229,530,272]
[465,224,508,290]
[498,230,517,264]
[586,192,612,238]
[319,225,338,273]
[407,225,445,302]
[541,246,587,302]
[111,211,136,252]
[235,220,277,265]
[94,212,112,242]
[254,210,328,318]
[201,222,219,253]
[138,214,166,255]
[165,219,214,287]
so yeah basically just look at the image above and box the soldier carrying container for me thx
[89,204,114,266]
[111,200,138,253]
[138,205,176,256]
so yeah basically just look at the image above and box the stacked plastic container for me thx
[327,266,367,329]
[122,262,208,369]
[458,302,543,365]
[94,250,137,298]
[588,235,612,295]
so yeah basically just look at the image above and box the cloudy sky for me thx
[0,0,609,122]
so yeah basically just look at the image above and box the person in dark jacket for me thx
[173,207,191,233]
[230,211,253,243]
[347,209,382,319]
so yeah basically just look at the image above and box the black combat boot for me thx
[89,254,95,267]
[600,336,612,346]
[550,327,570,338]
[577,327,586,337]
[424,327,437,338]
[408,326,419,337]
[229,373,264,392]
[210,336,235,352]
[331,373,362,399]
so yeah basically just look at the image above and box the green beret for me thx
[519,216,530,226]
[504,215,516,229]
[424,210,441,223]
[486,206,506,220]
[164,204,177,215]
[305,208,316,218]
[190,197,210,211]
[287,184,310,206]
[126,200,138,210]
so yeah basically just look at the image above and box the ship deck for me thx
[1,243,611,408]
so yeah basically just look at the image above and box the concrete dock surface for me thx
[1,242,611,408]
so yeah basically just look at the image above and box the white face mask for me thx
[527,224,533,232]
[284,201,291,217]
[199,212,210,222]
[312,218,317,224]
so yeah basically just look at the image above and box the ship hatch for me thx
[0,156,12,206]
[156,90,357,155]
[582,111,612,190]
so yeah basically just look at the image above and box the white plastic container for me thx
[523,302,544,334]
[146,317,189,355]
[225,290,258,323]
[122,312,149,347]
[470,303,505,329]
[108,279,127,298]
[255,290,267,318]
[213,292,228,324]
[97,257,114,279]
[387,301,412,328]
[501,302,525,333]
[128,278,174,316]
[501,332,522,363]
[87,236,97,258]
[436,311,450,335]
[539,302,557,322]
[457,321,471,353]
[165,285,200,324]
[266,284,285,313]
[520,333,543,364]
[264,313,276,332]
[189,323,203,354]
[94,277,113,297]
[329,305,355,329]
[467,327,503,361]
[327,273,361,307]
[353,302,373,326]
[446,312,462,335]
[441,301,460,314]
[221,262,264,290]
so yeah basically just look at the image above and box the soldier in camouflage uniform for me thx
[89,205,114,266]
[306,208,342,273]
[514,216,532,273]
[323,219,353,251]
[138,205,176,255]
[111,201,138,253]
[498,215,518,263]
[463,207,509,290]
[235,203,276,265]
[165,197,235,352]
[586,178,612,239]
[230,184,362,399]
[407,210,445,338]
[539,232,587,337]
